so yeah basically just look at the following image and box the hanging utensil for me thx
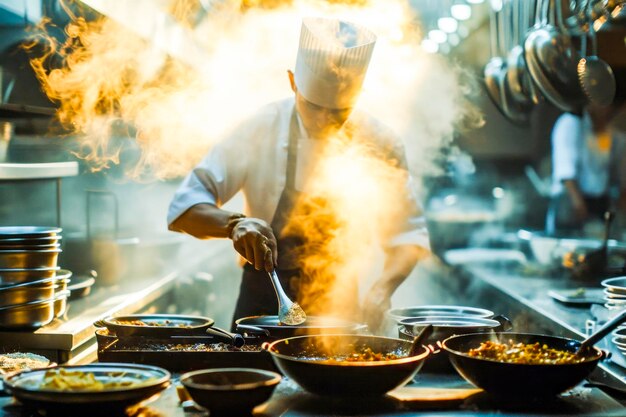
[525,0,587,111]
[268,270,306,325]
[485,1,506,111]
[578,0,617,106]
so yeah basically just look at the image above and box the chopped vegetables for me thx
[467,340,585,365]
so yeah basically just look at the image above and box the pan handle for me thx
[205,327,245,347]
[493,315,513,332]
[93,319,107,328]
[236,324,271,337]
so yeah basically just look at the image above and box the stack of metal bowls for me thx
[602,277,626,310]
[388,305,499,373]
[0,227,71,329]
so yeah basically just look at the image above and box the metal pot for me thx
[0,266,60,285]
[0,249,61,269]
[397,315,512,373]
[235,315,367,340]
[53,290,70,318]
[0,298,55,329]
[519,230,626,276]
[266,334,429,397]
[387,305,495,324]
[0,278,57,308]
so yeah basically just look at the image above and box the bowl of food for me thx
[3,363,170,413]
[180,368,281,416]
[266,334,429,397]
[443,332,602,398]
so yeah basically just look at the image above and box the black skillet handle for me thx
[493,315,513,332]
[205,327,245,348]
[235,324,271,337]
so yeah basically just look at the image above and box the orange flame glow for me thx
[283,131,413,321]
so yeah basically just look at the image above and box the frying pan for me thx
[266,334,429,397]
[443,332,603,398]
[98,314,244,347]
[235,315,366,340]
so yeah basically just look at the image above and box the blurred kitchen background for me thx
[1,0,626,329]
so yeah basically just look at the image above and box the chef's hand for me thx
[230,217,278,272]
[362,283,392,334]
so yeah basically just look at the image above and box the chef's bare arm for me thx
[169,203,243,239]
[169,203,278,271]
[362,244,429,331]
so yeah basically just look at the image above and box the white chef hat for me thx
[294,17,377,110]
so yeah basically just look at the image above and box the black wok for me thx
[443,332,603,398]
[236,315,366,340]
[97,314,245,347]
[266,334,429,397]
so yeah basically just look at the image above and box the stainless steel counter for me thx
[439,248,626,394]
[1,373,623,416]
[0,272,179,363]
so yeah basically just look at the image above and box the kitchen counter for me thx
[0,271,179,364]
[439,248,626,393]
[1,373,624,416]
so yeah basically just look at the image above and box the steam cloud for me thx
[28,0,482,332]
[28,0,480,182]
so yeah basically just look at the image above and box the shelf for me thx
[0,161,79,180]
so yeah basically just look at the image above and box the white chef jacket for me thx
[167,97,429,248]
[551,112,626,197]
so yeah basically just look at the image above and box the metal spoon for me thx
[268,270,306,325]
[577,308,626,355]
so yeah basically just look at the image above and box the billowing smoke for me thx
[27,0,480,181]
[27,0,482,333]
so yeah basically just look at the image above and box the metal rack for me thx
[0,161,79,227]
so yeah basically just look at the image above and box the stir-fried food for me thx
[298,344,402,363]
[36,368,151,391]
[467,340,586,365]
[119,319,192,328]
[343,347,401,362]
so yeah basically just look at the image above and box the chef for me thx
[167,17,430,331]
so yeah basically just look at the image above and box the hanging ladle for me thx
[577,308,626,355]
[268,269,306,325]
[577,0,616,106]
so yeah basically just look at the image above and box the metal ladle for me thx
[484,2,506,111]
[525,0,586,112]
[268,270,306,325]
[577,0,617,106]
